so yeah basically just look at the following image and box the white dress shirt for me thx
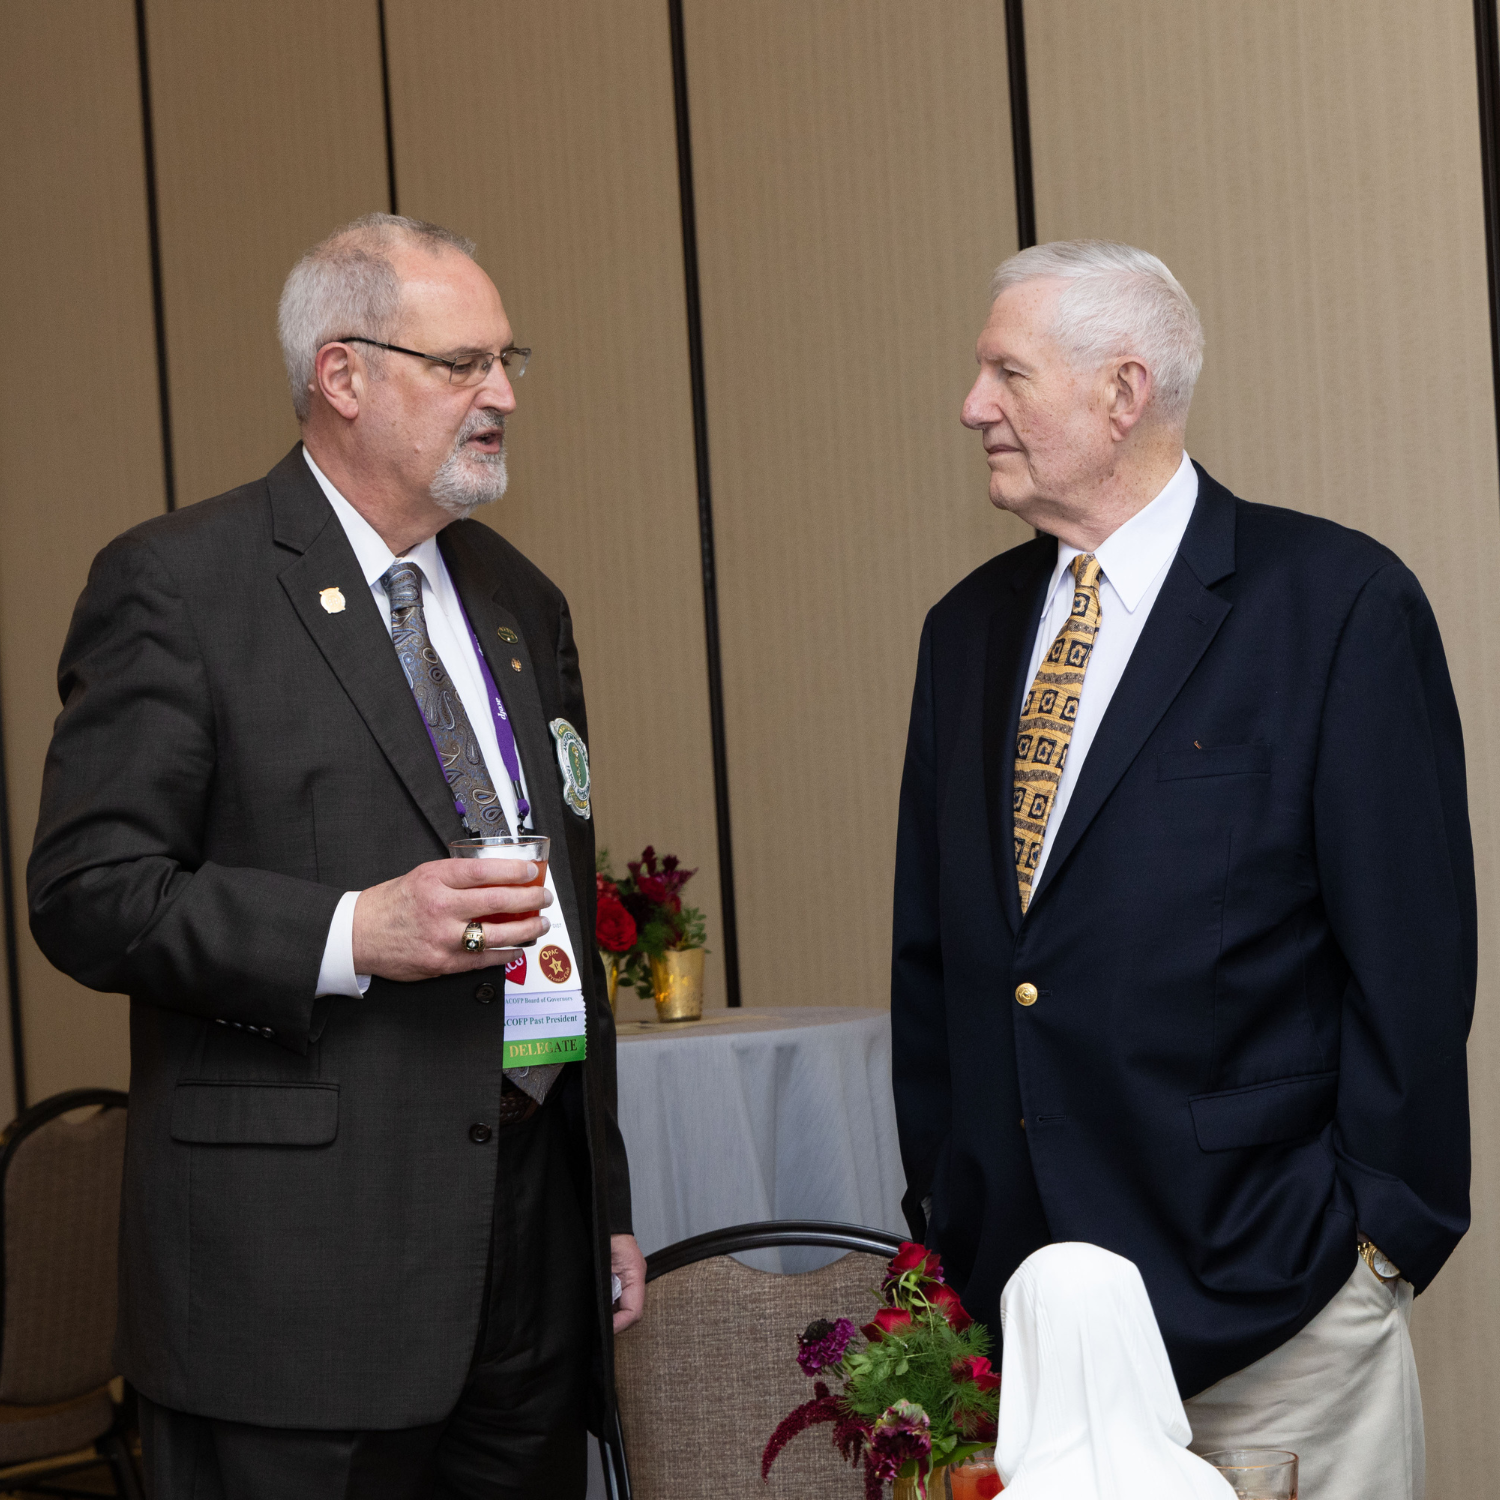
[1024,451,1198,893]
[304,447,533,998]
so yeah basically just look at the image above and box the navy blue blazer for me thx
[891,465,1475,1396]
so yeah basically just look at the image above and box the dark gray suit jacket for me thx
[28,446,631,1429]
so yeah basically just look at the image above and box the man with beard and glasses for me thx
[28,213,643,1499]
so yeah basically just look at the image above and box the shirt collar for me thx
[302,445,445,595]
[1040,451,1199,616]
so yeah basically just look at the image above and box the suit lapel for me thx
[439,527,589,954]
[1027,472,1237,911]
[270,449,463,848]
[983,541,1057,935]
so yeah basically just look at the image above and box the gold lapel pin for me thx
[496,626,519,642]
[319,587,347,614]
[510,658,523,673]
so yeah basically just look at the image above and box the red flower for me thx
[928,1282,973,1331]
[885,1241,944,1287]
[860,1306,913,1342]
[596,872,618,900]
[596,894,637,953]
[952,1354,1000,1392]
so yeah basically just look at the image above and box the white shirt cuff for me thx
[317,890,371,998]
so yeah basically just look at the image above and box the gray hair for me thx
[277,212,477,420]
[990,240,1204,424]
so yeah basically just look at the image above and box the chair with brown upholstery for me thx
[0,1088,141,1499]
[606,1220,906,1500]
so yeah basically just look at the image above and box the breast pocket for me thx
[1157,743,1271,781]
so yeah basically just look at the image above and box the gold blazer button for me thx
[1015,982,1039,1007]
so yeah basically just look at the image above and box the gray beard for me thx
[429,427,509,519]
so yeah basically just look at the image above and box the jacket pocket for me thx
[1157,743,1271,781]
[1189,1070,1337,1152]
[171,1081,339,1146]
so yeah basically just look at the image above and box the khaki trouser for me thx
[1185,1259,1423,1500]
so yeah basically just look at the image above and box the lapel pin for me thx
[319,587,347,614]
[496,626,519,643]
[510,658,523,672]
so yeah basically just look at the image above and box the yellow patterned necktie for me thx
[1013,553,1103,912]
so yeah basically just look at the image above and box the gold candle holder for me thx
[599,950,621,1012]
[649,948,705,1022]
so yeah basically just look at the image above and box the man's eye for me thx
[450,359,478,378]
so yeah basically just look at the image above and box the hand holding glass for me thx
[449,836,550,928]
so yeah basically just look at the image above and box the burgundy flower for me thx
[636,873,682,913]
[866,1400,932,1484]
[952,1353,1000,1391]
[595,894,637,953]
[761,1382,843,1480]
[860,1306,913,1343]
[596,873,618,900]
[797,1317,856,1376]
[928,1282,973,1332]
[955,1406,1000,1443]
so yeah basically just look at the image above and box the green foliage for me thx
[838,1311,994,1450]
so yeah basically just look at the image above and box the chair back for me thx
[613,1221,904,1499]
[0,1090,127,1405]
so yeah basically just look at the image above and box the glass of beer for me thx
[1202,1450,1297,1500]
[449,835,550,925]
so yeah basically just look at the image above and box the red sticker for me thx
[505,952,527,987]
[538,945,573,984]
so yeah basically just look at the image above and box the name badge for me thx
[504,862,587,1067]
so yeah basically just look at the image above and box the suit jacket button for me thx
[474,983,497,1003]
[469,1123,493,1144]
[1015,982,1039,1006]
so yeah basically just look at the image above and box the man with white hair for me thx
[29,213,643,1497]
[892,240,1473,1500]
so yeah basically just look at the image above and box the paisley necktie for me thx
[380,559,558,1106]
[381,560,509,837]
[1013,553,1103,913]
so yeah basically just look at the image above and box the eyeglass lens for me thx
[448,348,529,386]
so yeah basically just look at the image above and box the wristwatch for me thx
[1358,1234,1401,1283]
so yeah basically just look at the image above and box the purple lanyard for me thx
[460,607,531,826]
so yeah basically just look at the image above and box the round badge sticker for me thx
[538,945,573,985]
[548,718,591,819]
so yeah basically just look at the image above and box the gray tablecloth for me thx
[614,1005,908,1272]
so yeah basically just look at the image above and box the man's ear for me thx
[313,342,362,421]
[1106,358,1154,441]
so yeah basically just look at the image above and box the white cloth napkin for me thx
[995,1243,1237,1500]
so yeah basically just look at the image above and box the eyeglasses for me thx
[332,336,531,386]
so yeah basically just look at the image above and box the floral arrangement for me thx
[595,847,708,998]
[762,1241,1001,1498]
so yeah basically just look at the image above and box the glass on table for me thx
[1202,1449,1297,1500]
[449,835,550,924]
[946,1453,1002,1500]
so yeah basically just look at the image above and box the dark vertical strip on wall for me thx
[0,676,27,1112]
[1474,0,1500,480]
[134,0,176,512]
[667,0,742,1008]
[377,0,400,214]
[1005,0,1037,250]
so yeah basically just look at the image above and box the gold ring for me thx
[462,921,485,953]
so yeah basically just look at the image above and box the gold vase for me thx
[894,1471,948,1500]
[649,947,705,1021]
[599,950,621,1012]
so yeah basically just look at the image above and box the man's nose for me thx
[961,376,992,430]
[477,365,518,414]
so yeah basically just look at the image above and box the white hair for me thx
[277,212,477,421]
[990,240,1204,424]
